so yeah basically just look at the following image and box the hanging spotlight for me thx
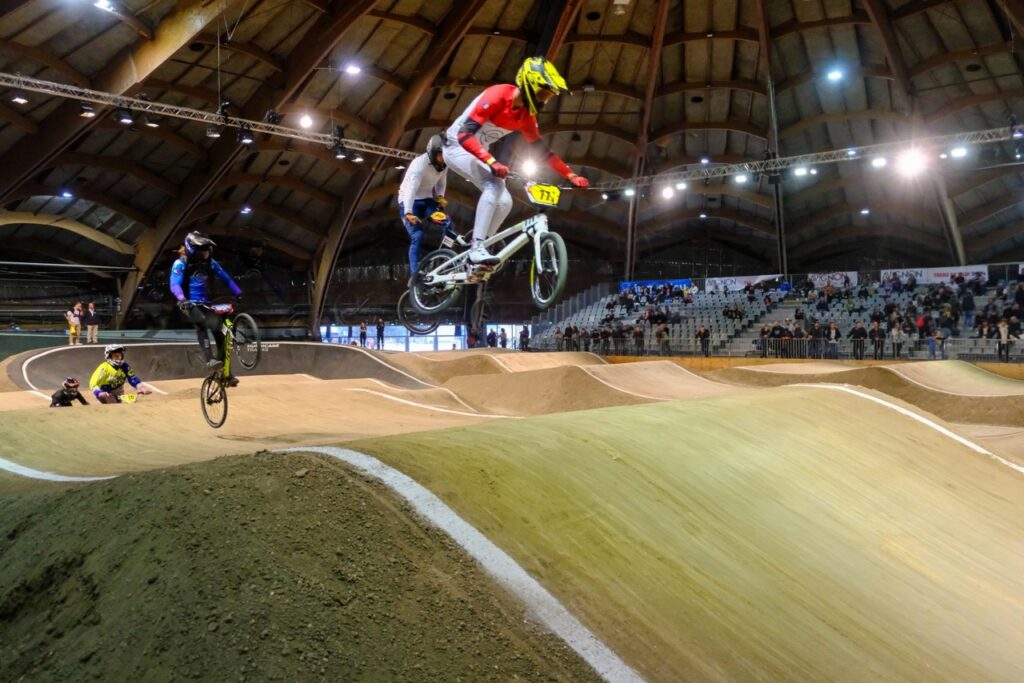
[950,146,967,158]
[60,189,74,198]
[661,186,674,199]
[344,64,361,75]
[826,69,843,81]
[1009,114,1022,139]
[144,115,162,128]
[624,188,636,197]
[219,100,232,118]
[206,125,221,139]
[264,109,283,124]
[238,125,254,145]
[79,104,96,118]
[299,114,313,129]
[10,92,28,105]
[601,193,609,200]
[352,150,365,163]
[700,156,710,165]
[735,174,748,184]
[794,167,808,177]
[860,208,870,215]
[871,156,887,168]
[240,205,252,215]
[939,153,948,160]
[846,149,858,157]
[394,164,406,171]
[809,168,817,175]
[699,212,708,219]
[675,181,687,190]
[114,108,134,125]
[93,0,113,11]
[895,148,926,177]
[331,141,348,160]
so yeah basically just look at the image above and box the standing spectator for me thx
[868,321,886,360]
[64,302,83,346]
[563,325,574,352]
[632,325,645,356]
[758,323,771,358]
[81,302,101,344]
[890,324,906,359]
[848,320,868,360]
[486,329,497,347]
[555,327,563,351]
[824,321,842,359]
[695,325,711,357]
[499,328,508,348]
[809,321,824,359]
[375,318,385,349]
[928,329,948,360]
[519,325,530,351]
[996,318,1018,362]
[50,377,88,408]
[581,328,591,352]
[359,321,368,347]
[656,322,670,356]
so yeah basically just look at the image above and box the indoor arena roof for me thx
[1,0,1023,314]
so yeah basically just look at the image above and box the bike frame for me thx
[210,303,235,381]
[420,213,551,287]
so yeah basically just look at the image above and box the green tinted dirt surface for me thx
[0,451,601,683]
[352,387,1024,683]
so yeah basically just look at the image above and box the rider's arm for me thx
[433,168,447,200]
[210,259,243,297]
[124,364,141,389]
[170,258,187,302]
[398,154,426,212]
[89,364,112,397]
[49,389,63,408]
[76,392,89,405]
[525,132,578,181]
[456,89,504,165]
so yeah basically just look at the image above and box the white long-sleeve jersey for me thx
[397,153,447,211]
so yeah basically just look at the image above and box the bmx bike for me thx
[408,176,569,316]
[187,302,261,429]
[397,212,468,335]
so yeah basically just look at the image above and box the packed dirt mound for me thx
[713,365,1024,426]
[489,352,605,373]
[891,360,1024,396]
[443,365,651,416]
[384,352,506,385]
[354,387,1024,682]
[583,361,736,400]
[0,452,600,682]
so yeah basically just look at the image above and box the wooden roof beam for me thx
[49,152,178,197]
[909,41,1020,78]
[773,11,871,39]
[0,0,242,201]
[192,34,282,72]
[186,200,322,239]
[924,88,1024,124]
[0,39,91,87]
[779,109,907,140]
[792,201,939,238]
[960,193,1022,227]
[94,118,207,160]
[11,183,153,228]
[651,119,768,145]
[214,172,338,207]
[658,79,766,99]
[0,211,134,254]
[0,101,37,135]
[776,64,893,94]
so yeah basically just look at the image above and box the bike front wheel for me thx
[529,232,568,310]
[232,313,261,370]
[410,248,462,315]
[397,290,441,335]
[200,375,228,428]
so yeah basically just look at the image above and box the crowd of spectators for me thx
[759,273,1024,361]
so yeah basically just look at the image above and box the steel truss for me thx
[2,72,1019,186]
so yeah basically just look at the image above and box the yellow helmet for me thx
[515,57,568,116]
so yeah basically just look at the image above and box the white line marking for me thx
[29,390,49,400]
[322,344,436,388]
[884,366,1024,398]
[489,354,513,372]
[345,388,516,419]
[577,367,667,401]
[281,446,644,683]
[787,383,1024,476]
[142,382,168,395]
[0,457,115,482]
[297,373,321,382]
[20,342,194,392]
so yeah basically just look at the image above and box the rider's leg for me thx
[442,142,505,263]
[190,308,223,370]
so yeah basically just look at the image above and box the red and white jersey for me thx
[444,84,541,150]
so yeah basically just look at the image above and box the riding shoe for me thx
[206,359,224,373]
[226,375,239,388]
[468,244,500,265]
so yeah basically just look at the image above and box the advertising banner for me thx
[882,266,987,284]
[619,278,693,291]
[704,274,784,292]
[807,271,858,288]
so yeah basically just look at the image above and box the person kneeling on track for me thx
[170,231,243,387]
[398,134,463,280]
[444,56,589,266]
[90,345,152,404]
[50,376,88,407]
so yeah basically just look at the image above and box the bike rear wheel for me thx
[397,290,441,335]
[529,232,568,310]
[200,375,228,428]
[411,248,462,315]
[232,313,261,370]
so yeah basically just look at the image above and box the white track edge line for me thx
[577,366,669,401]
[0,457,116,482]
[884,366,1024,398]
[281,445,644,683]
[345,387,517,419]
[786,383,1024,476]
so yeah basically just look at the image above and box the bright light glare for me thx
[240,205,252,215]
[299,114,313,129]
[661,186,674,199]
[735,174,748,184]
[871,157,887,168]
[11,95,27,105]
[522,159,538,176]
[700,156,710,165]
[675,181,687,190]
[826,69,843,81]
[794,167,808,177]
[846,149,857,157]
[809,168,817,175]
[624,188,636,197]
[601,193,609,200]
[860,208,870,215]
[895,148,927,177]
[93,0,113,10]
[344,64,361,75]
[699,212,708,219]
[950,146,967,158]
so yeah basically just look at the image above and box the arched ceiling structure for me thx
[0,0,1022,324]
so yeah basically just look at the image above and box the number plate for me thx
[526,183,560,207]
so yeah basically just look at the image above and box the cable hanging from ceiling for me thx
[1,72,1020,190]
